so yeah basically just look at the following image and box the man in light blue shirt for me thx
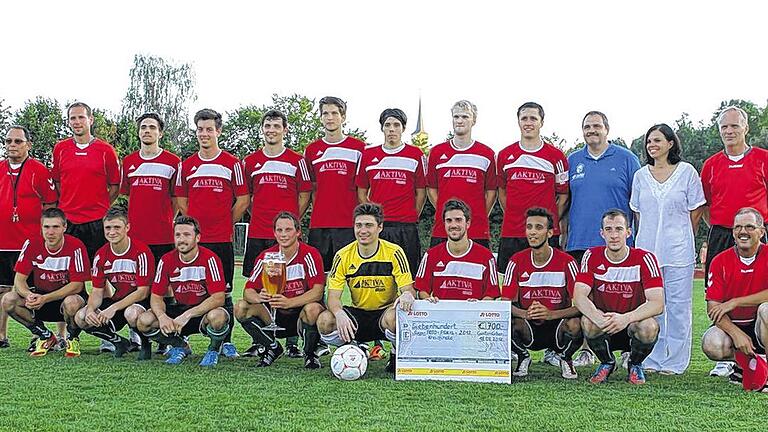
[565,111,640,265]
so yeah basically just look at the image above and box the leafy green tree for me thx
[12,97,68,166]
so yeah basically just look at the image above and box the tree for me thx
[121,54,197,152]
[12,97,68,166]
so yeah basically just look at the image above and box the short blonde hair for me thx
[451,100,478,122]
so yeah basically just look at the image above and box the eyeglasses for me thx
[732,224,761,233]
[4,138,27,145]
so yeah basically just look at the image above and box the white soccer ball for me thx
[330,345,368,381]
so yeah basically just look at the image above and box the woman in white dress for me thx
[630,123,705,374]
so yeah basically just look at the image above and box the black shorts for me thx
[242,238,277,277]
[148,244,175,268]
[343,306,386,343]
[200,242,234,293]
[268,307,302,339]
[0,250,23,287]
[99,297,150,331]
[430,237,490,249]
[31,291,88,323]
[518,319,568,352]
[380,222,420,279]
[567,250,587,267]
[497,237,560,273]
[735,322,766,354]
[308,228,355,272]
[66,219,106,262]
[165,304,229,337]
[607,328,631,353]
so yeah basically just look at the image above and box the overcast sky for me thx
[2,1,766,151]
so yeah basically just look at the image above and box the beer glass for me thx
[261,251,286,331]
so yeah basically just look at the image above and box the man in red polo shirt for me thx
[702,207,768,387]
[426,100,497,248]
[0,126,59,348]
[357,108,426,277]
[52,102,120,261]
[176,108,250,358]
[574,209,664,385]
[304,96,366,271]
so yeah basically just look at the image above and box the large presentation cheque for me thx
[396,300,511,384]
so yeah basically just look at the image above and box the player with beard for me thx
[236,212,325,368]
[502,207,582,379]
[573,209,664,384]
[137,215,229,366]
[414,199,498,301]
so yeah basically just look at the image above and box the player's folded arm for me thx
[185,291,225,318]
[43,281,84,302]
[626,287,664,323]
[13,272,33,298]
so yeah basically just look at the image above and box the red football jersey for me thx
[706,246,768,324]
[701,148,768,227]
[14,235,90,293]
[303,136,365,228]
[151,246,226,307]
[426,140,498,240]
[502,248,578,310]
[414,241,499,300]
[245,242,325,298]
[175,150,249,243]
[121,149,181,245]
[576,246,663,314]
[51,138,121,224]
[91,239,155,301]
[356,143,427,223]
[0,158,58,250]
[497,142,568,237]
[242,148,312,238]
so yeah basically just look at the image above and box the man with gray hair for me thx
[700,105,768,376]
[702,207,768,388]
[426,100,497,248]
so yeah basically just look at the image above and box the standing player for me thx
[700,106,768,376]
[73,207,155,359]
[235,212,326,368]
[497,102,568,275]
[241,109,311,277]
[304,96,365,271]
[502,208,582,380]
[573,209,664,385]
[176,108,250,358]
[0,126,58,348]
[52,102,121,261]
[702,208,768,386]
[316,203,417,373]
[415,199,498,301]
[121,112,181,264]
[426,100,497,247]
[136,215,229,366]
[1,208,89,357]
[357,108,426,276]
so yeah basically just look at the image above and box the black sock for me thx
[560,331,584,361]
[301,321,320,357]
[223,297,234,344]
[137,331,150,350]
[586,333,615,364]
[145,330,185,348]
[87,321,128,345]
[240,317,276,348]
[629,336,657,366]
[25,320,52,339]
[66,323,82,340]
[206,324,228,352]
[511,335,529,358]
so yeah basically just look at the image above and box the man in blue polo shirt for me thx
[561,110,640,367]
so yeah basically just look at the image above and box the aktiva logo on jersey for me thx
[443,168,477,183]
[522,288,563,303]
[596,283,634,298]
[174,283,207,296]
[318,161,348,174]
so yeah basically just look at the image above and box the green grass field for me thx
[0,275,763,432]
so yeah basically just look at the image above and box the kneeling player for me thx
[236,212,326,368]
[1,208,90,357]
[502,208,582,379]
[702,208,768,386]
[74,207,155,358]
[415,199,498,301]
[137,216,229,366]
[316,203,417,373]
[574,209,664,384]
